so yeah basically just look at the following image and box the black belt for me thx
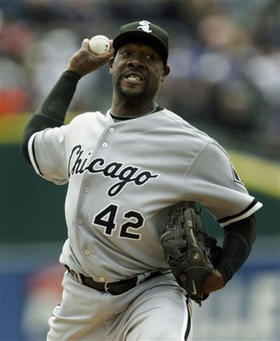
[65,266,160,295]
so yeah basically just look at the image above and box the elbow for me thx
[224,214,257,249]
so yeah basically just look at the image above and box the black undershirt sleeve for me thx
[21,70,81,164]
[216,214,256,284]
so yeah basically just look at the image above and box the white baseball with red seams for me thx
[89,35,110,54]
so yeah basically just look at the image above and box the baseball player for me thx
[22,20,262,341]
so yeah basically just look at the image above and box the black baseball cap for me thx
[113,20,169,64]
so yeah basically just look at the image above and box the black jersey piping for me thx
[110,106,163,120]
[218,199,258,224]
[184,300,191,340]
[31,135,44,176]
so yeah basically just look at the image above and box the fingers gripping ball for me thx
[89,35,111,54]
[160,202,217,305]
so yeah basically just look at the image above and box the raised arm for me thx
[21,38,113,163]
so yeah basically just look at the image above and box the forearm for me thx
[216,214,256,284]
[21,70,81,163]
[21,36,113,164]
[35,70,81,123]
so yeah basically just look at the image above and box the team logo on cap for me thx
[137,20,152,33]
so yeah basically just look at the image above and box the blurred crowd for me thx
[0,0,279,160]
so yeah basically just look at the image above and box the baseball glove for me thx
[160,202,222,305]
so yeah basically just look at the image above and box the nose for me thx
[127,59,145,69]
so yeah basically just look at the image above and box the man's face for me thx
[110,42,169,100]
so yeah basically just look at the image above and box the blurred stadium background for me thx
[0,0,279,340]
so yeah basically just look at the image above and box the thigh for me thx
[47,271,107,341]
[122,282,192,341]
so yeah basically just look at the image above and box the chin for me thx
[118,83,146,99]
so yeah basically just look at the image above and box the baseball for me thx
[89,35,111,54]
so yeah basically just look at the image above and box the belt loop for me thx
[65,265,83,284]
[136,271,154,285]
[136,273,145,285]
[75,272,83,284]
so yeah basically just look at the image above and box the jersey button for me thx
[84,186,89,193]
[102,142,108,148]
[84,249,90,255]
[109,128,114,133]
[77,218,83,225]
[99,276,105,282]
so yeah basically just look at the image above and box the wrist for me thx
[215,263,232,285]
[63,69,82,80]
[203,269,225,294]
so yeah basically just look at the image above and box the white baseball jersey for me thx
[28,108,262,282]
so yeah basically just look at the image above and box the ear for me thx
[109,56,115,75]
[161,64,170,82]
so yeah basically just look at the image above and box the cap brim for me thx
[113,31,168,63]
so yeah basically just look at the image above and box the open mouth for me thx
[123,73,144,85]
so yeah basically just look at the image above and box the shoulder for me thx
[159,108,219,146]
[67,111,105,126]
[159,108,232,161]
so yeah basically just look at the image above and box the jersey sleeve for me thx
[184,142,262,227]
[27,126,68,185]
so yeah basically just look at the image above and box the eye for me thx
[121,50,131,57]
[145,54,155,61]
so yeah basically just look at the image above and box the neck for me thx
[111,95,157,117]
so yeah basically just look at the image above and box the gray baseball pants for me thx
[47,270,192,341]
